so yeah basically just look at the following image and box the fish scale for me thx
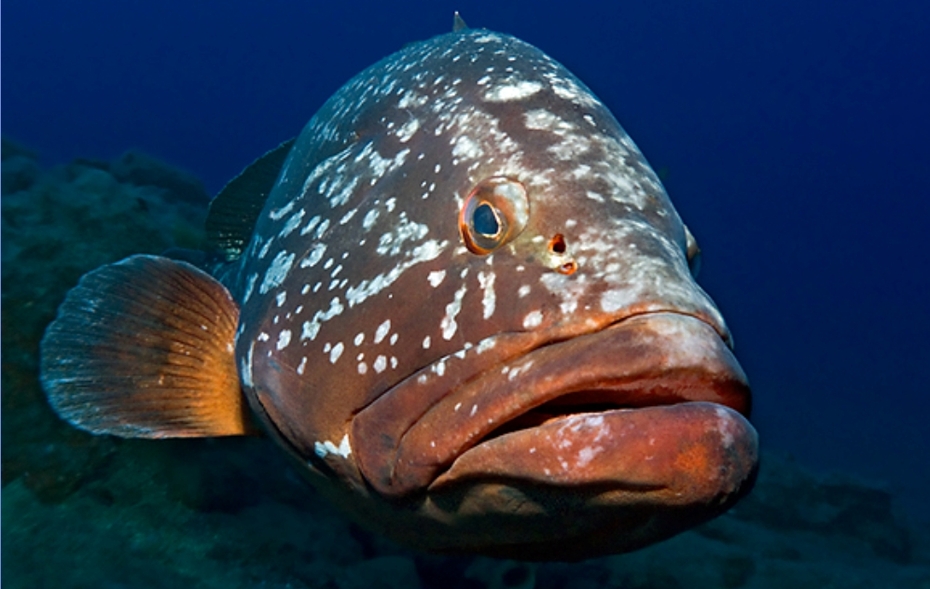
[40,21,757,561]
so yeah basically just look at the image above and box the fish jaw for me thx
[417,403,757,559]
[348,311,757,557]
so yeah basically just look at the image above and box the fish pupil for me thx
[473,203,500,237]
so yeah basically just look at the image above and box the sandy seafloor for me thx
[2,138,929,588]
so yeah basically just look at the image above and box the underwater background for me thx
[3,0,929,587]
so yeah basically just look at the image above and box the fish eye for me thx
[459,177,529,255]
[472,203,501,237]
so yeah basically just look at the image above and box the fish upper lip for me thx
[351,310,750,499]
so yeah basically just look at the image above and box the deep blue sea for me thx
[3,0,930,574]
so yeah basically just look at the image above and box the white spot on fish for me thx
[241,342,255,387]
[485,80,544,102]
[441,284,468,340]
[296,356,307,375]
[362,208,380,230]
[524,109,565,131]
[374,355,387,373]
[374,319,391,344]
[600,289,635,313]
[269,200,295,221]
[476,337,497,354]
[328,177,359,209]
[358,362,368,375]
[314,434,352,459]
[523,310,543,328]
[452,135,483,160]
[345,240,447,308]
[508,360,534,381]
[279,209,306,238]
[243,273,258,302]
[477,270,496,319]
[330,342,344,364]
[301,297,345,342]
[339,208,357,225]
[518,285,531,298]
[396,118,420,142]
[300,243,327,268]
[260,251,295,295]
[300,215,322,236]
[314,218,331,239]
[428,270,446,287]
[276,329,292,351]
[377,213,429,256]
[422,335,431,349]
[354,332,365,346]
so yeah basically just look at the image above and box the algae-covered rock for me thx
[109,149,211,205]
[1,138,209,503]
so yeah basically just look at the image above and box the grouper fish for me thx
[40,18,758,560]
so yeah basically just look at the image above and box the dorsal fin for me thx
[40,255,258,438]
[453,11,468,32]
[206,138,295,262]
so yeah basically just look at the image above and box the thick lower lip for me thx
[431,402,757,501]
[353,312,753,499]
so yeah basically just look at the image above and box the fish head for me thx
[235,29,757,559]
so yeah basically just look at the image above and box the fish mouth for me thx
[352,311,756,508]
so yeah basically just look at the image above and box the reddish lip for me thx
[352,312,752,499]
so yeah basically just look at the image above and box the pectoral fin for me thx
[40,254,256,438]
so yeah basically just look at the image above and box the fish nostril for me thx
[548,233,566,254]
[548,234,576,274]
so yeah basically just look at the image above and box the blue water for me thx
[4,0,929,526]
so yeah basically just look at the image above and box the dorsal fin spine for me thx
[453,11,468,32]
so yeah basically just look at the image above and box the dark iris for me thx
[472,203,500,236]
